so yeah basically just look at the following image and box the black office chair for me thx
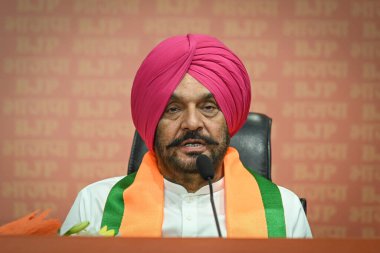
[127,112,307,214]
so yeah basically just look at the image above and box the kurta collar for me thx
[164,177,224,196]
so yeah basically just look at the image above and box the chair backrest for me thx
[127,112,272,180]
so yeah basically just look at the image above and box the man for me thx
[61,34,312,238]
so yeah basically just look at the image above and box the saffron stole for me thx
[101,148,286,238]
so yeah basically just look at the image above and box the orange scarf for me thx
[102,147,286,238]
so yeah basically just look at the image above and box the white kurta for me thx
[61,176,312,238]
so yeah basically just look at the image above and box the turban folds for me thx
[131,34,251,150]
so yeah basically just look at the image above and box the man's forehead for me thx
[169,73,215,100]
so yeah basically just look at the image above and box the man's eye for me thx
[204,105,216,111]
[166,106,180,114]
[202,104,219,116]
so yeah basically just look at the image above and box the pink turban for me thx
[131,34,251,151]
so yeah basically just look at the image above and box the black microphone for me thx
[196,155,222,238]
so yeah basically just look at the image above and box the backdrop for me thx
[0,0,379,238]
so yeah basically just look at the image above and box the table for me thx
[1,236,379,253]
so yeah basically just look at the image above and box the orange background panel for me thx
[0,0,379,238]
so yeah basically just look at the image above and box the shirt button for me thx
[186,197,193,203]
[186,215,192,221]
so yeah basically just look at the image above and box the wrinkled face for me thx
[154,74,230,176]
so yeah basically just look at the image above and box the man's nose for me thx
[181,108,204,131]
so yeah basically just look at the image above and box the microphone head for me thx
[196,154,215,180]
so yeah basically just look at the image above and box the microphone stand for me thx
[207,178,222,238]
[196,154,223,238]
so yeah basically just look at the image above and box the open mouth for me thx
[181,139,206,147]
[179,139,207,153]
[184,143,202,147]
